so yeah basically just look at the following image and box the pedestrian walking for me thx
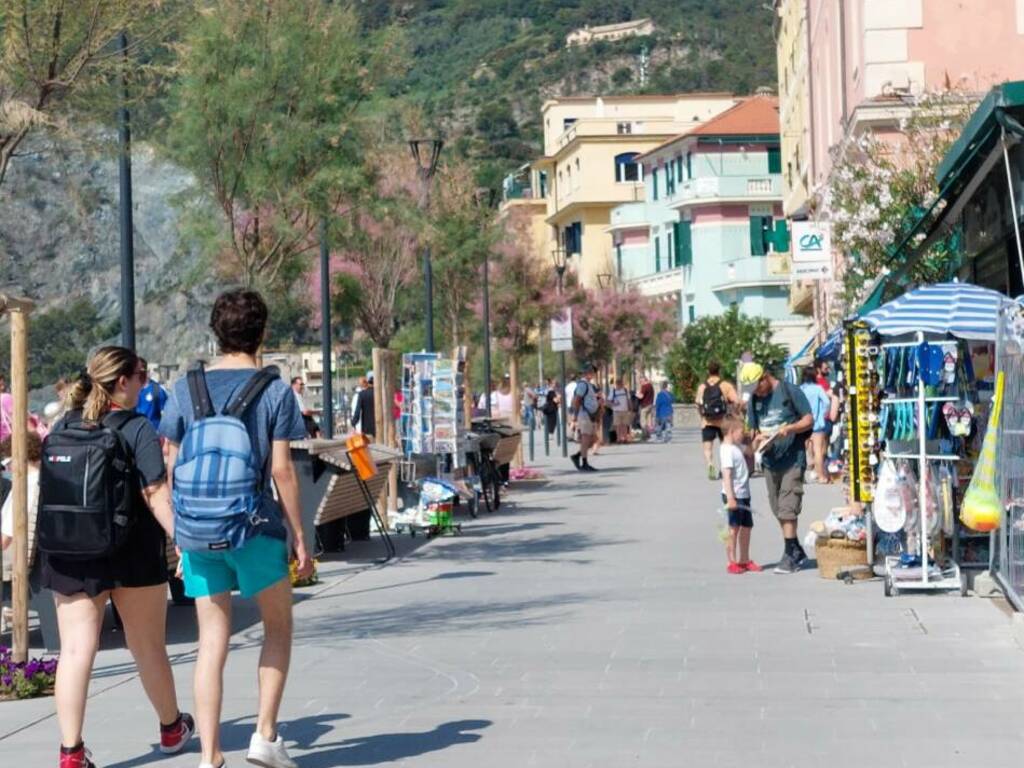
[610,377,632,443]
[654,381,675,442]
[291,376,320,438]
[591,386,607,455]
[496,374,515,419]
[719,417,761,574]
[160,289,312,768]
[637,376,655,433]
[799,366,832,483]
[541,377,559,437]
[570,363,600,471]
[134,358,168,432]
[695,361,740,480]
[37,346,193,768]
[351,371,376,438]
[740,361,813,575]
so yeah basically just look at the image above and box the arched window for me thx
[615,152,642,183]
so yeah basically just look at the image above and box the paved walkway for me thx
[3,429,1024,767]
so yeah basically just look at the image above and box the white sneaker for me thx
[247,732,297,768]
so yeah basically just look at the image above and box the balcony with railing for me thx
[670,175,782,208]
[607,202,650,232]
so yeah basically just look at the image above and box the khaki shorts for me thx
[639,405,653,423]
[577,412,595,436]
[764,464,805,522]
[613,410,633,427]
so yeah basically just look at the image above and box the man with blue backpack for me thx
[160,289,312,768]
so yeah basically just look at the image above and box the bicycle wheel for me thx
[480,459,497,513]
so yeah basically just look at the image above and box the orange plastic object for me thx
[345,434,377,481]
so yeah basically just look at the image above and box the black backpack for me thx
[37,410,141,560]
[701,380,728,419]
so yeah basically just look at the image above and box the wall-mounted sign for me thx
[792,260,833,280]
[551,308,573,352]
[791,221,832,263]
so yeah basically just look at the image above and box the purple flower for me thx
[24,661,40,678]
[1,675,12,687]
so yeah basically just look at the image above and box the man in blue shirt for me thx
[654,381,675,442]
[134,357,168,431]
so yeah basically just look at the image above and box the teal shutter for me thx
[655,237,661,271]
[677,220,692,266]
[686,152,692,178]
[750,216,768,256]
[771,219,790,252]
[767,146,782,174]
[652,169,659,200]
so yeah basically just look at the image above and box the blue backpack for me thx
[172,365,278,552]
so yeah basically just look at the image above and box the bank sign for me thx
[791,221,831,263]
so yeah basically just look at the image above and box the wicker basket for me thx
[815,537,870,580]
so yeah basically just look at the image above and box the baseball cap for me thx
[739,362,765,386]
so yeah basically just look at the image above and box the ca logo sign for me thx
[799,234,823,251]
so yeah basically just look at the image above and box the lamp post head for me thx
[408,137,444,181]
[550,247,569,275]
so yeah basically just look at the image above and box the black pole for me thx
[424,245,434,353]
[320,219,334,439]
[557,268,568,458]
[118,31,135,351]
[482,249,492,417]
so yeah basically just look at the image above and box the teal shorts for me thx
[181,535,289,599]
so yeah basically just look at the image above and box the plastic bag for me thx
[961,372,1004,533]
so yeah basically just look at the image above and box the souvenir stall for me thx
[847,283,1005,596]
[392,350,476,536]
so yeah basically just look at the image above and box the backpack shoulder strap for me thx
[224,366,279,419]
[187,364,216,420]
[102,409,142,431]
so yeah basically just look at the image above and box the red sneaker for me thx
[727,562,745,574]
[742,561,763,573]
[159,712,195,755]
[59,745,96,768]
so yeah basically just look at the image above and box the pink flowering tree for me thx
[573,286,677,371]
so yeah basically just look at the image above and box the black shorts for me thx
[702,425,723,443]
[721,494,754,528]
[41,511,168,597]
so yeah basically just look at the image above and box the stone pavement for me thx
[3,428,1024,767]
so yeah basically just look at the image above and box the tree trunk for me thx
[510,354,523,468]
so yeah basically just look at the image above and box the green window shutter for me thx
[686,152,692,178]
[767,146,782,174]
[678,220,692,266]
[772,219,790,252]
[667,232,673,266]
[652,169,659,200]
[750,216,768,256]
[655,237,661,271]
[676,156,683,180]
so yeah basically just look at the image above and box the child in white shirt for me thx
[720,418,761,574]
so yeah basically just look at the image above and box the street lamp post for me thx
[551,247,571,458]
[409,138,444,352]
[319,218,334,438]
[118,31,135,351]
[474,188,498,417]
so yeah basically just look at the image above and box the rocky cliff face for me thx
[0,132,223,373]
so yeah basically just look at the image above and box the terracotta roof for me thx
[638,96,780,159]
[690,95,779,136]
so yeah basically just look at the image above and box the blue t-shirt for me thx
[655,390,675,420]
[800,382,831,432]
[158,368,306,540]
[136,381,169,430]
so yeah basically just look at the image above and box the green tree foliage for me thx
[168,0,399,290]
[0,299,119,389]
[663,307,785,400]
[0,0,182,186]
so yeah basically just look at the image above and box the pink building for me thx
[808,0,1024,193]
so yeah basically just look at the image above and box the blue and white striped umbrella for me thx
[863,282,1006,340]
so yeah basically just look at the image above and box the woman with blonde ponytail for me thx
[42,346,194,768]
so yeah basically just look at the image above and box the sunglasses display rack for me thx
[844,324,879,505]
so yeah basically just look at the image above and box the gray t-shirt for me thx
[747,380,812,471]
[159,368,306,540]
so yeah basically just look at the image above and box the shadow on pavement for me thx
[297,719,492,766]
[295,592,593,643]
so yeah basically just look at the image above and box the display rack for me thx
[880,335,966,597]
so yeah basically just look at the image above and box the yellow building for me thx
[510,95,737,287]
[774,0,814,315]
